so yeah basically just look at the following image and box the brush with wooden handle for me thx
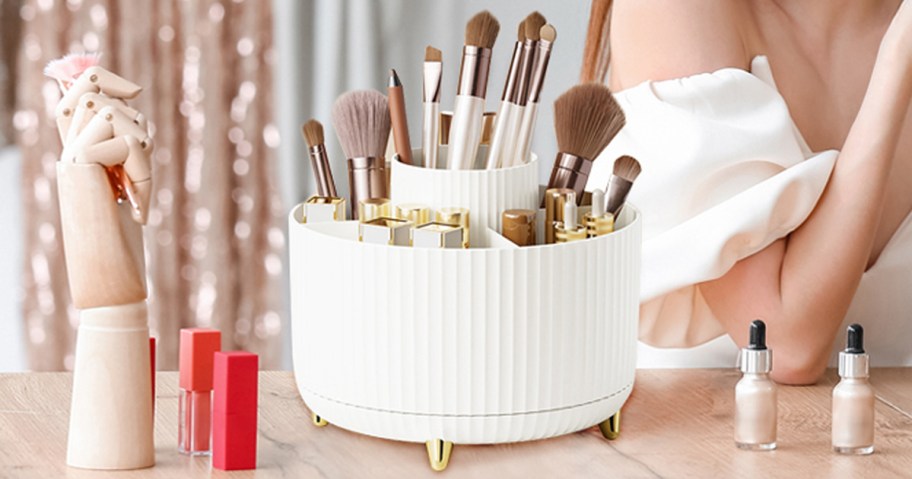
[543,83,625,206]
[302,119,338,197]
[447,11,500,170]
[422,46,442,169]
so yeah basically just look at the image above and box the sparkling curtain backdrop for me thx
[15,0,284,370]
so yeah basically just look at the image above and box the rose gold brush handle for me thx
[541,153,592,207]
[348,157,388,220]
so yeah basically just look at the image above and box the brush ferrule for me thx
[605,175,634,218]
[457,45,492,98]
[423,61,442,103]
[544,152,593,205]
[526,39,553,104]
[347,157,388,220]
[501,41,524,102]
[309,144,337,197]
[514,39,537,106]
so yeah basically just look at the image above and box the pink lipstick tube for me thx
[178,328,222,456]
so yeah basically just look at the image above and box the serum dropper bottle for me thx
[832,323,875,455]
[734,319,777,451]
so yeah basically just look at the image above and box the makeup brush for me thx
[332,90,391,220]
[388,69,413,166]
[514,23,556,166]
[605,155,641,217]
[422,46,442,169]
[301,119,338,198]
[485,19,527,169]
[447,10,500,170]
[543,83,625,206]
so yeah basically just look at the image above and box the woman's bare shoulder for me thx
[609,0,753,89]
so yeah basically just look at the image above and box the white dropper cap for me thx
[591,189,605,217]
[563,198,577,229]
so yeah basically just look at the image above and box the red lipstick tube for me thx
[212,351,259,470]
[178,328,221,456]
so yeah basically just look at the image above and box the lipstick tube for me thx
[303,196,346,223]
[358,197,391,224]
[543,188,574,244]
[543,153,592,206]
[348,157,388,220]
[359,217,412,246]
[178,328,221,456]
[212,351,258,471]
[412,222,464,248]
[502,209,536,246]
[395,203,431,227]
[436,207,470,248]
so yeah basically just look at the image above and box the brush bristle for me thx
[523,12,546,41]
[331,90,391,159]
[301,119,324,148]
[540,24,557,43]
[554,83,626,160]
[43,52,101,86]
[465,11,500,49]
[613,155,641,182]
[425,45,442,62]
[517,21,525,42]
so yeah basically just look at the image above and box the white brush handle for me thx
[485,101,517,169]
[514,102,539,166]
[422,102,439,169]
[447,94,485,170]
[501,103,524,167]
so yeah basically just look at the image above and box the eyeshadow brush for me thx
[422,46,442,168]
[301,119,338,197]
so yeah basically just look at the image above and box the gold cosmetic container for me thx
[395,203,432,227]
[439,111,497,146]
[358,198,391,224]
[543,188,575,244]
[359,217,412,246]
[436,207,470,248]
[502,209,536,247]
[348,157,388,220]
[583,189,614,237]
[555,199,586,243]
[302,196,346,224]
[412,222,464,249]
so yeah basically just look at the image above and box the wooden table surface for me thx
[1,369,910,478]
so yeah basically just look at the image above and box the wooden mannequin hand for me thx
[57,67,153,225]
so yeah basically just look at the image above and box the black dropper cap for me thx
[846,323,865,354]
[748,319,767,350]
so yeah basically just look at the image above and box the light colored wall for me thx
[0,146,25,372]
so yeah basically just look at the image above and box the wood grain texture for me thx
[0,369,910,478]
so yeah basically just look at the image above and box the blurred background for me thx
[0,0,592,372]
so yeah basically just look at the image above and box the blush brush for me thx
[332,90,391,219]
[543,83,625,206]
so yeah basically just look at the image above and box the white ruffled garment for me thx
[588,56,912,367]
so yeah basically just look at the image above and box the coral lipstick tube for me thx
[178,328,221,456]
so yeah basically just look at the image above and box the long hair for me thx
[581,0,613,83]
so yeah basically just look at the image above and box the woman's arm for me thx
[612,1,912,384]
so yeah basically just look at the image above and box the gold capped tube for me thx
[358,198,391,224]
[359,217,412,246]
[395,203,431,227]
[302,196,346,223]
[501,209,536,246]
[543,188,574,244]
[436,207,470,248]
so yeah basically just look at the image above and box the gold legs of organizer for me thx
[312,412,328,427]
[598,411,621,440]
[426,439,454,472]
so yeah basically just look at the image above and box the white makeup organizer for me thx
[289,148,641,471]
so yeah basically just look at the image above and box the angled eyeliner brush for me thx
[422,46,442,169]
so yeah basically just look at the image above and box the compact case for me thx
[289,147,641,470]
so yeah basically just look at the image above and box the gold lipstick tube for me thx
[543,188,575,244]
[436,207,470,248]
[395,203,431,227]
[502,209,536,246]
[412,222,463,249]
[359,217,412,246]
[348,157,388,220]
[302,196,346,224]
[358,198,391,224]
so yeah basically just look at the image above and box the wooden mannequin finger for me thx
[62,114,114,163]
[75,137,128,167]
[122,136,151,183]
[78,92,140,123]
[81,66,142,100]
[65,101,96,148]
[56,116,70,146]
[135,112,148,130]
[99,106,149,145]
[129,178,151,225]
[55,74,100,122]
